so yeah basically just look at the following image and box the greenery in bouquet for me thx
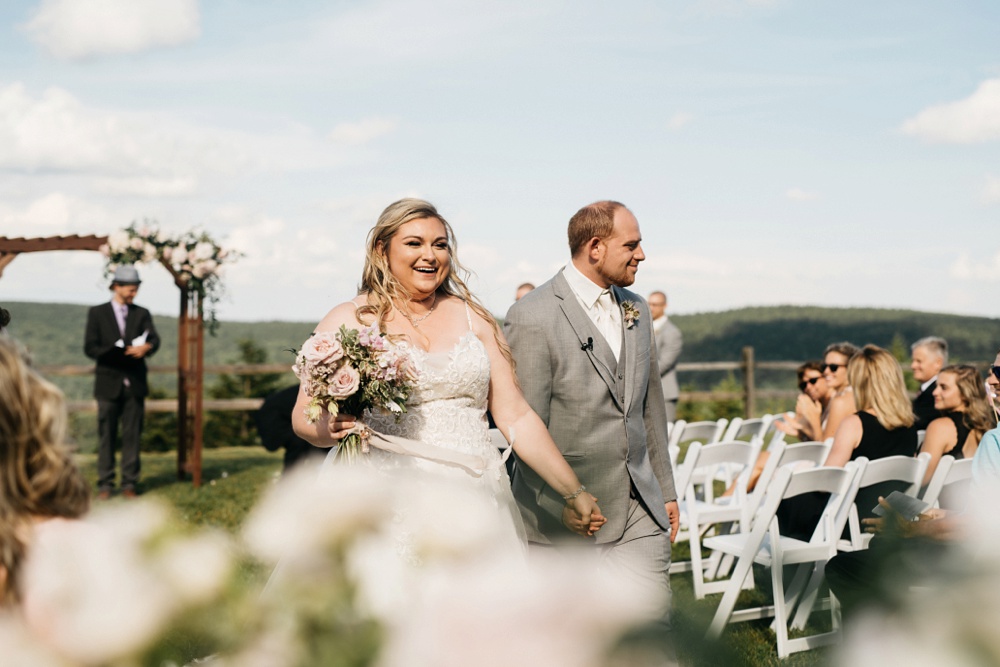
[100,221,240,333]
[293,324,418,461]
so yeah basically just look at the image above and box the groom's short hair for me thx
[568,200,627,256]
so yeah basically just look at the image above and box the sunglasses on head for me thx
[991,365,1000,382]
[798,376,822,392]
[821,363,844,373]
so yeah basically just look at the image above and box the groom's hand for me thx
[665,501,680,543]
[562,494,607,537]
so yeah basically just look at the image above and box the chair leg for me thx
[691,514,705,599]
[790,563,826,631]
[772,558,791,659]
[706,549,757,638]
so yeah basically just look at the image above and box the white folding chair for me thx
[670,418,728,471]
[705,464,860,658]
[722,415,774,444]
[921,454,974,510]
[673,440,761,599]
[740,440,833,531]
[706,438,832,585]
[839,453,930,552]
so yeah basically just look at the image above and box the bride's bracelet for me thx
[563,485,587,503]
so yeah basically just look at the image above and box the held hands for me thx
[562,493,607,537]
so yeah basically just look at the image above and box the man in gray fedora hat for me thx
[85,265,160,499]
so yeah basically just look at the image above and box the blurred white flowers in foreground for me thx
[832,484,1000,667]
[3,464,666,666]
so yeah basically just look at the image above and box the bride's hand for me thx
[562,493,607,537]
[328,413,358,441]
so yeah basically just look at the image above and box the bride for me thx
[291,199,605,545]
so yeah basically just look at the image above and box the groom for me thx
[505,201,679,621]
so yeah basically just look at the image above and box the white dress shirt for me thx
[563,262,622,361]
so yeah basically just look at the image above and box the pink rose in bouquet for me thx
[329,365,361,399]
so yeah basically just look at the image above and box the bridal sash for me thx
[339,422,514,478]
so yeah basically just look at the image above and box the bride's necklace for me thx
[397,292,437,328]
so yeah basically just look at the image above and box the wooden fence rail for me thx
[42,346,804,418]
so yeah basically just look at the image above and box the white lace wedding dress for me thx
[327,315,527,569]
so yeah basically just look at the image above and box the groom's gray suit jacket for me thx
[505,269,678,545]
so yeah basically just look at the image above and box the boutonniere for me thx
[621,301,640,329]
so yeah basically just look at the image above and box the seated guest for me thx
[779,345,918,540]
[0,305,9,335]
[820,342,860,441]
[919,364,995,485]
[0,338,90,605]
[911,336,948,430]
[727,361,832,496]
[775,360,833,441]
[826,348,1000,617]
[254,385,325,473]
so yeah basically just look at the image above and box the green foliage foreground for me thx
[71,448,827,667]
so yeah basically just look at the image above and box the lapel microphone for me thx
[581,337,593,351]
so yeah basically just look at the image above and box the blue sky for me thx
[1,0,998,323]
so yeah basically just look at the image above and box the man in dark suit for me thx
[910,336,947,430]
[85,265,160,499]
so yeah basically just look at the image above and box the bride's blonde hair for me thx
[358,199,513,366]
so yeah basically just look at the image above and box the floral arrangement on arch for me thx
[101,221,240,330]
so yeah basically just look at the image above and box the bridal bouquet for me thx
[293,325,418,460]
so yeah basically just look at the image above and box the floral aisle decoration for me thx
[101,221,240,332]
[1,466,661,667]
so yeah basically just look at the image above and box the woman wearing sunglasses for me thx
[820,342,861,442]
[775,360,833,441]
[780,345,918,539]
[919,364,995,485]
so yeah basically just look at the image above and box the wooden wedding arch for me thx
[0,234,208,487]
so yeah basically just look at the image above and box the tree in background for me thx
[203,339,285,448]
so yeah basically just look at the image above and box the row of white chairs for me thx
[686,445,973,658]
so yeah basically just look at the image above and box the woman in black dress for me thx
[780,345,918,539]
[919,364,995,486]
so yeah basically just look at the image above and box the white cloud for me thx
[785,188,820,201]
[23,0,200,60]
[0,83,248,196]
[981,175,1000,205]
[328,118,398,146]
[0,192,110,237]
[901,78,1000,144]
[950,251,1000,281]
[666,112,694,130]
[92,177,199,198]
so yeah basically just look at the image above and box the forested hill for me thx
[672,306,1000,364]
[4,301,999,368]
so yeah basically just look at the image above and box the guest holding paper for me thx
[84,265,160,500]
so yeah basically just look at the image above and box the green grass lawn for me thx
[74,447,831,667]
[75,446,284,532]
